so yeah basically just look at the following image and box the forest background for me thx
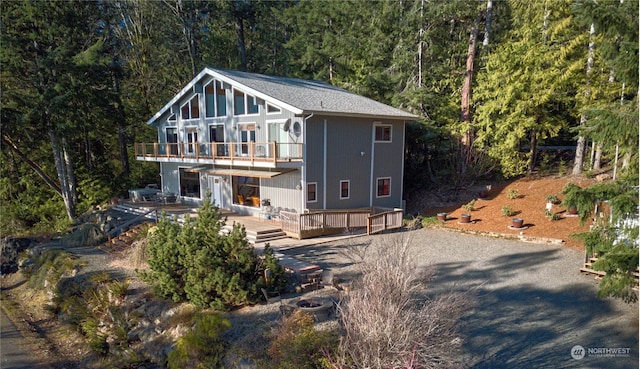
[1,0,638,235]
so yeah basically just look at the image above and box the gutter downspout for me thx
[302,113,314,213]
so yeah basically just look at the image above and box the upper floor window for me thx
[266,103,281,114]
[374,124,392,142]
[168,113,176,121]
[181,95,200,120]
[247,95,259,114]
[206,80,228,117]
[340,180,350,199]
[377,177,391,197]
[307,182,317,203]
[234,89,259,116]
[205,82,215,118]
[216,81,226,117]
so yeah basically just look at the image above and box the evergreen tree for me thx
[1,0,116,221]
[473,0,584,177]
[144,197,285,310]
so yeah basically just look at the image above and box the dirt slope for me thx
[421,175,598,250]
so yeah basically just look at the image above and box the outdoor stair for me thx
[102,222,151,254]
[581,256,639,290]
[247,228,288,244]
[219,224,288,244]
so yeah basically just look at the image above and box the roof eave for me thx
[296,110,418,121]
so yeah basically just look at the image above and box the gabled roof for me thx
[147,67,417,125]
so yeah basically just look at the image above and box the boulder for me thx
[1,237,34,274]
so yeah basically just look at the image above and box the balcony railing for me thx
[134,142,303,164]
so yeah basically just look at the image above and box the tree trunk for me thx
[482,0,493,50]
[49,129,76,221]
[593,143,602,170]
[528,129,538,173]
[112,71,131,176]
[572,23,595,175]
[2,135,62,196]
[461,15,480,147]
[418,0,424,87]
[62,137,78,206]
[236,15,247,71]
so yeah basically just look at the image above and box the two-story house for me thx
[135,68,417,220]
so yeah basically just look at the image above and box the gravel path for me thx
[279,228,639,369]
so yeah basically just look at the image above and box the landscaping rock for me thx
[1,237,34,274]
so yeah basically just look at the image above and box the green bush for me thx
[501,205,516,217]
[26,250,84,289]
[141,196,287,310]
[167,313,231,369]
[462,199,476,211]
[506,188,519,200]
[266,310,337,369]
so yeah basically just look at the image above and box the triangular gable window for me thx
[266,103,281,114]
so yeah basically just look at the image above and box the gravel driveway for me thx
[279,228,639,369]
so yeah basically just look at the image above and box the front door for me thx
[208,176,223,208]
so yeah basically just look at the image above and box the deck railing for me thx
[280,208,404,239]
[134,142,303,163]
[367,209,404,235]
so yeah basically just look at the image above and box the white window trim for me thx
[339,180,350,200]
[180,94,200,121]
[233,88,260,116]
[178,166,202,199]
[374,123,392,143]
[204,80,216,118]
[376,177,392,198]
[307,182,318,203]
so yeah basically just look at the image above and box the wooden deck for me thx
[113,200,287,244]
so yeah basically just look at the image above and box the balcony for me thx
[134,142,303,167]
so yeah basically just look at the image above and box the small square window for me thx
[377,177,391,197]
[307,183,317,202]
[375,124,392,142]
[340,180,350,199]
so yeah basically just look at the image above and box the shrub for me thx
[545,210,561,221]
[167,312,231,369]
[266,310,337,369]
[545,194,560,204]
[141,195,286,310]
[462,199,476,211]
[332,235,473,368]
[506,188,520,200]
[501,205,516,217]
[421,216,441,227]
[25,249,84,290]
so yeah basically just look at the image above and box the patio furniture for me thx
[129,187,160,202]
[261,288,281,304]
[156,192,177,204]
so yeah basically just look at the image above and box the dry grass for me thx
[331,234,474,369]
[108,239,148,271]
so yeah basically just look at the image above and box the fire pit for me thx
[297,299,324,308]
[284,297,334,322]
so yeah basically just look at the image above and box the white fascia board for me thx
[294,110,418,120]
[146,69,211,125]
[206,68,304,115]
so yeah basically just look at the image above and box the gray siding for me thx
[260,170,302,214]
[304,116,405,210]
[371,121,405,208]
